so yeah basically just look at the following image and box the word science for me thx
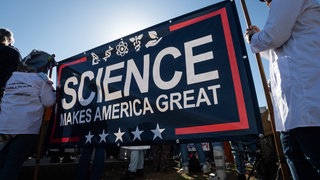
[50,1,262,146]
[60,35,221,124]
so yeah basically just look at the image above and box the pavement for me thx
[19,157,244,180]
[18,143,279,180]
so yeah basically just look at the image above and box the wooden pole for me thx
[33,68,55,180]
[238,0,290,179]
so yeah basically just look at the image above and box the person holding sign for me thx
[245,0,320,179]
[0,49,56,180]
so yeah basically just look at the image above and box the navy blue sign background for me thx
[47,1,262,147]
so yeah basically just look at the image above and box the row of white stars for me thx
[85,123,165,144]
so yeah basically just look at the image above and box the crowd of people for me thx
[1,0,320,179]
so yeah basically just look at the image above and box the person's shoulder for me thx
[0,45,20,55]
[37,72,53,85]
[16,72,49,85]
[8,46,21,54]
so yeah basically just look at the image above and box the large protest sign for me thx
[47,1,262,147]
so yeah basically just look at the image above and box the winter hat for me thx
[21,49,57,73]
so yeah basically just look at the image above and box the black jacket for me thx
[0,44,21,90]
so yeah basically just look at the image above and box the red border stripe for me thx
[174,8,249,135]
[50,57,87,143]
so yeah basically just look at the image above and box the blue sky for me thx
[1,0,269,107]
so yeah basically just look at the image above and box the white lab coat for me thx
[250,0,320,131]
[0,72,56,134]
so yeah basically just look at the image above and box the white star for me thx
[131,126,144,141]
[150,123,165,140]
[114,128,125,142]
[85,131,94,144]
[99,130,109,143]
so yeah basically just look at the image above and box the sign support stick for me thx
[33,68,55,180]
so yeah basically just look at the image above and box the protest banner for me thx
[47,1,262,147]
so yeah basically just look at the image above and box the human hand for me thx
[245,25,260,43]
[38,72,53,85]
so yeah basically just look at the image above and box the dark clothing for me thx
[281,127,320,180]
[152,144,171,171]
[76,122,106,180]
[0,44,21,92]
[76,143,106,180]
[0,135,37,180]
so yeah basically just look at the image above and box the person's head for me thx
[259,0,272,7]
[0,28,14,46]
[18,49,57,73]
